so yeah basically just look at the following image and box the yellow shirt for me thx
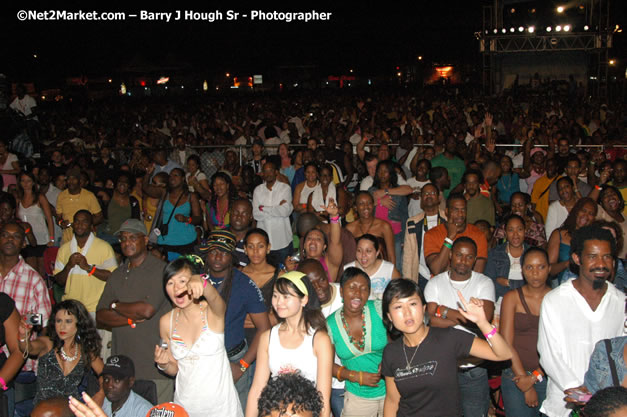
[56,189,102,243]
[54,233,117,312]
[531,175,557,223]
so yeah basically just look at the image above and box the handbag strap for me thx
[163,192,185,226]
[604,339,621,387]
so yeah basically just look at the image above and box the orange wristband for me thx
[435,305,442,318]
[127,318,136,328]
[88,265,97,276]
[24,228,31,234]
[239,359,249,369]
[337,366,344,381]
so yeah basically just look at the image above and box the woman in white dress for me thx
[155,256,243,417]
[344,234,401,300]
[246,271,333,417]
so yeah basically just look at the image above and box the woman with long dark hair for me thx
[548,197,598,286]
[207,172,238,231]
[597,186,627,259]
[17,171,55,275]
[381,279,512,417]
[143,167,201,260]
[18,299,104,405]
[493,192,546,248]
[246,271,333,417]
[154,257,243,417]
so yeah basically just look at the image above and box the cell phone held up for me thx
[26,313,43,326]
[567,388,592,403]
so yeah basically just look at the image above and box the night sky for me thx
[1,1,624,85]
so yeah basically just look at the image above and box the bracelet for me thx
[441,307,449,320]
[88,265,97,276]
[239,359,250,370]
[532,369,543,383]
[337,366,344,381]
[0,376,7,391]
[435,305,442,318]
[127,318,136,328]
[330,215,340,224]
[444,237,454,245]
[595,185,602,190]
[484,325,497,340]
[186,217,192,224]
[443,242,453,250]
[156,363,168,371]
[359,371,363,386]
[24,227,31,234]
[201,273,209,288]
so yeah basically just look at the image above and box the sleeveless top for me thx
[208,201,230,230]
[34,348,87,405]
[169,308,243,417]
[157,199,196,246]
[268,324,318,384]
[344,260,395,300]
[311,183,336,211]
[300,182,320,206]
[18,201,48,245]
[513,287,541,371]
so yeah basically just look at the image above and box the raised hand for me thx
[484,112,493,127]
[456,291,487,325]
[186,274,205,300]
[322,198,339,218]
[69,392,107,417]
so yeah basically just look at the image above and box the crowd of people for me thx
[0,87,626,417]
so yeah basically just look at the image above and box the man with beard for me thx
[538,225,624,417]
[463,169,495,226]
[228,198,254,268]
[424,237,495,417]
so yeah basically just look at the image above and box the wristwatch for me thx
[110,300,119,311]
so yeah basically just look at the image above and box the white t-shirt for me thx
[406,178,430,218]
[344,260,395,300]
[507,252,523,281]
[10,95,37,119]
[545,200,570,240]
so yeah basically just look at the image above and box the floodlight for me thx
[557,6,565,13]
[546,26,552,32]
[518,26,524,32]
[528,26,535,33]
[564,25,571,32]
[555,25,562,32]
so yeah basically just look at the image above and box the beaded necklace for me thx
[340,308,366,351]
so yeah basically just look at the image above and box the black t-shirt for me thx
[0,292,16,370]
[381,327,474,417]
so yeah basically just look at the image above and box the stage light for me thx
[528,26,535,33]
[418,56,423,60]
[557,6,565,13]
[502,28,507,33]
[556,25,562,32]
[546,26,552,32]
[510,27,515,33]
[226,72,230,77]
[510,8,516,14]
[609,59,616,66]
[518,26,524,32]
[584,25,589,31]
[564,25,571,32]
[493,29,498,34]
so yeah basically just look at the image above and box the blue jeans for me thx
[270,243,293,268]
[501,367,547,417]
[229,341,255,411]
[331,388,344,417]
[458,366,490,417]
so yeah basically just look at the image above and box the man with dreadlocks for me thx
[204,229,271,411]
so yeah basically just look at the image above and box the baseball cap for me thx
[206,230,236,253]
[146,403,189,417]
[115,219,148,236]
[102,355,134,379]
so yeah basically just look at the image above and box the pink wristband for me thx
[0,376,8,391]
[484,325,497,340]
[330,216,340,224]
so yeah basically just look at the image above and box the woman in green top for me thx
[327,267,387,417]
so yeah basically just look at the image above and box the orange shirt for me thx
[423,223,488,260]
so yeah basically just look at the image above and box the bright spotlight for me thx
[609,59,616,66]
[493,28,498,34]
[510,27,515,32]
[518,26,524,32]
[564,25,571,32]
[557,6,565,13]
[528,26,535,33]
[546,26,552,32]
[502,28,507,33]
[584,25,589,31]
[556,25,562,32]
